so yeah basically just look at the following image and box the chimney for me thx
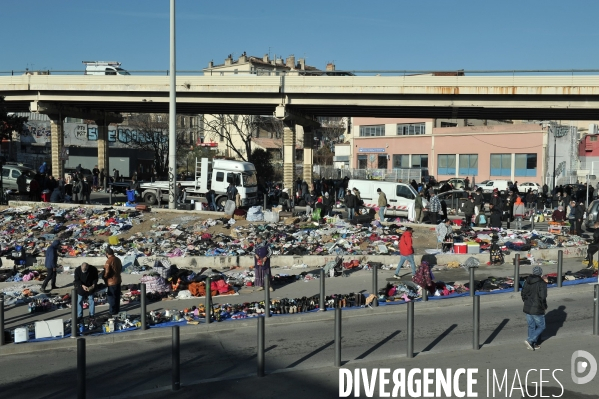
[225,54,233,66]
[326,63,335,71]
[286,55,296,69]
[263,54,269,63]
[208,61,213,68]
[298,58,305,70]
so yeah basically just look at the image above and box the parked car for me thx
[1,164,35,192]
[436,190,493,214]
[64,167,93,182]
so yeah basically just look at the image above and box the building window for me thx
[437,154,456,175]
[515,153,537,177]
[378,154,388,169]
[393,155,409,169]
[397,123,426,135]
[490,154,512,176]
[412,154,428,168]
[359,125,385,137]
[440,122,458,128]
[357,155,367,169]
[459,154,478,176]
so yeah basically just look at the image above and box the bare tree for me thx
[202,114,257,161]
[122,114,188,176]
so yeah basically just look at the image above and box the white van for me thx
[83,61,130,75]
[481,179,511,192]
[350,179,417,216]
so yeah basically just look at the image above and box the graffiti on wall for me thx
[20,121,168,148]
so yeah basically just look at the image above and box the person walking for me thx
[414,191,424,223]
[344,189,357,220]
[394,227,416,276]
[253,235,273,292]
[377,188,388,222]
[522,266,547,351]
[513,196,526,230]
[103,247,122,316]
[585,221,599,268]
[74,262,98,321]
[41,240,61,293]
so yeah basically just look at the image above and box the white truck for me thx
[83,61,130,75]
[139,158,259,208]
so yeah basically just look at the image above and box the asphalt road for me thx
[0,283,596,399]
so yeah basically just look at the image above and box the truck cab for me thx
[83,61,130,75]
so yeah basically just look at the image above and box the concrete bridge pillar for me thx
[49,116,64,180]
[283,125,296,191]
[96,123,109,179]
[303,128,314,186]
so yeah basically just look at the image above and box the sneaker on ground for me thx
[524,340,535,351]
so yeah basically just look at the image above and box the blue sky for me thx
[3,0,599,73]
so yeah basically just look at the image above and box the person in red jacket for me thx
[394,227,416,277]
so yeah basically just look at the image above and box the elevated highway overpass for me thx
[3,73,599,188]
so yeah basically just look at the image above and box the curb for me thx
[1,282,594,356]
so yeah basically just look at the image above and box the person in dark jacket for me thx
[49,187,64,203]
[489,205,503,228]
[585,221,599,267]
[41,240,61,292]
[462,196,475,227]
[521,266,547,350]
[344,189,357,220]
[74,262,98,320]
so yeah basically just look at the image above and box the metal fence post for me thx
[473,296,480,350]
[372,263,379,307]
[514,254,520,292]
[320,269,326,311]
[172,326,180,391]
[335,307,342,367]
[264,272,271,318]
[77,338,86,399]
[140,283,147,330]
[594,285,599,336]
[469,266,476,297]
[0,298,4,346]
[257,316,265,377]
[71,289,78,338]
[205,276,211,324]
[557,250,563,288]
[407,301,414,358]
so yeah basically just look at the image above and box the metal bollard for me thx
[407,301,414,359]
[172,326,180,391]
[469,266,476,297]
[264,272,271,318]
[372,263,379,307]
[594,285,599,336]
[257,316,265,377]
[422,287,428,302]
[514,254,520,293]
[0,298,4,346]
[77,338,86,399]
[140,283,147,330]
[205,276,211,324]
[473,296,480,350]
[71,289,78,338]
[335,307,342,367]
[557,250,563,288]
[320,269,326,311]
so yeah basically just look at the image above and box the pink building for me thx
[349,118,547,184]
